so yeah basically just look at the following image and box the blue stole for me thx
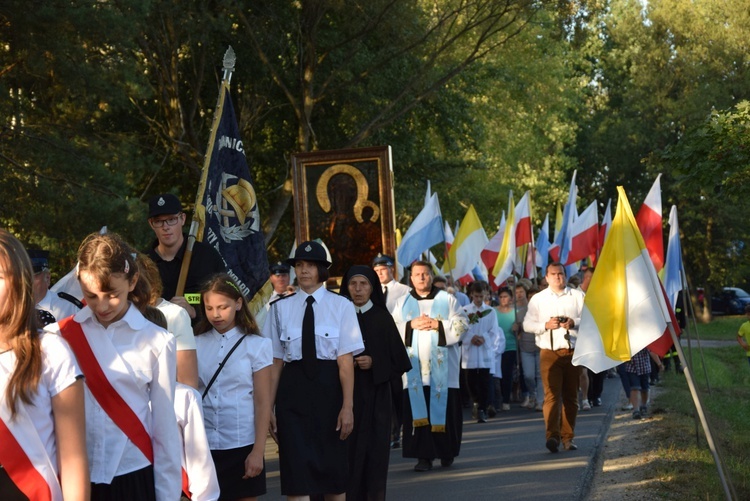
[403,291,451,432]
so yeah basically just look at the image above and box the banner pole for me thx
[175,46,235,297]
[668,322,735,500]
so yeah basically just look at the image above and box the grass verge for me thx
[692,315,745,341]
[650,346,750,498]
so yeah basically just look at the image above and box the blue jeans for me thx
[520,350,542,401]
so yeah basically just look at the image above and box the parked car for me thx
[711,287,750,315]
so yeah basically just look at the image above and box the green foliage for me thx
[0,0,749,293]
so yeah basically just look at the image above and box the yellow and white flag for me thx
[572,187,671,373]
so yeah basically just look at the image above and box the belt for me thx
[552,348,574,356]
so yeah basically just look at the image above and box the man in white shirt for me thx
[28,249,81,325]
[372,253,411,314]
[523,262,585,453]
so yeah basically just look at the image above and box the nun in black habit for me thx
[340,265,411,501]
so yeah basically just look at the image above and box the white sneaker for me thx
[621,402,634,411]
[581,400,592,411]
[502,403,511,411]
[535,401,543,411]
[519,396,530,408]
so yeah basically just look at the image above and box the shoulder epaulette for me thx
[270,292,296,305]
[57,291,84,309]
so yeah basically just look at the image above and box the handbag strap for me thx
[202,334,247,400]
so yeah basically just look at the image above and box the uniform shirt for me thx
[37,289,80,324]
[174,383,220,501]
[196,327,272,449]
[156,298,197,351]
[263,287,364,362]
[48,304,181,501]
[0,332,81,474]
[392,289,468,388]
[381,279,411,314]
[460,303,500,369]
[523,286,585,351]
[147,237,226,300]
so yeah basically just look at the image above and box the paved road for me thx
[262,375,624,500]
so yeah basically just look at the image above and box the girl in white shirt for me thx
[54,232,181,501]
[0,229,88,501]
[195,274,272,501]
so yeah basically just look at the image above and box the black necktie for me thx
[37,309,56,327]
[383,286,388,303]
[302,296,317,378]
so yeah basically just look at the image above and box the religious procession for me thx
[4,3,749,499]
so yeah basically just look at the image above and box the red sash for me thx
[0,418,53,501]
[181,467,191,499]
[59,317,154,462]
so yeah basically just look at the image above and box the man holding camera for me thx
[523,262,585,453]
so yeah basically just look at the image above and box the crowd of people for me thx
[2,193,687,500]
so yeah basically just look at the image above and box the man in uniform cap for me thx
[372,253,413,449]
[372,253,411,314]
[27,249,81,326]
[269,261,292,304]
[145,193,225,320]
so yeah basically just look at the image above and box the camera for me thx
[556,316,569,323]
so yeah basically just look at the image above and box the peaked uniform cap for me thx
[148,193,183,219]
[371,253,395,267]
[286,240,331,268]
[27,249,50,273]
[270,261,291,274]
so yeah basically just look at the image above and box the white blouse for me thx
[262,287,364,362]
[0,332,81,473]
[174,383,220,501]
[196,327,272,449]
[48,304,181,501]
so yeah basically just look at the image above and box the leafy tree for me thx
[660,102,750,317]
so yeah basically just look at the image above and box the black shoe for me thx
[440,457,454,467]
[477,410,487,423]
[632,410,642,420]
[546,438,559,453]
[593,397,602,407]
[414,458,432,472]
[391,440,400,449]
[563,441,578,451]
[487,405,497,418]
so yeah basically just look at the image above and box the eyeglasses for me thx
[151,215,181,228]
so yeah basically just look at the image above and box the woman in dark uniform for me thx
[339,266,411,500]
[262,241,364,500]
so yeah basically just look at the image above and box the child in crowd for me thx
[625,348,663,419]
[737,304,750,368]
[195,274,272,501]
[0,229,88,500]
[461,281,501,423]
[51,232,181,500]
[137,253,199,389]
[141,307,219,501]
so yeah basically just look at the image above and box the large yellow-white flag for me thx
[447,205,488,279]
[492,191,516,286]
[572,187,671,373]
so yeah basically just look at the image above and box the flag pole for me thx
[667,321,736,500]
[175,46,236,297]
